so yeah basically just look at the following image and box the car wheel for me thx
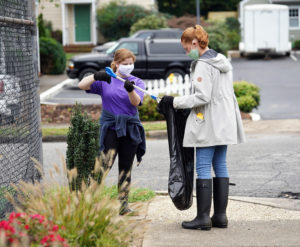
[79,68,98,81]
[165,68,186,82]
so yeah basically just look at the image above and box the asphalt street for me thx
[43,133,300,198]
[40,54,300,119]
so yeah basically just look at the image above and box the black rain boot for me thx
[182,179,212,230]
[211,177,229,228]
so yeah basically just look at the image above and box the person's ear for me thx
[192,38,199,47]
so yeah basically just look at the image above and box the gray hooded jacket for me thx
[173,50,245,147]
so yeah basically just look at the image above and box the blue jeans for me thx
[196,145,229,179]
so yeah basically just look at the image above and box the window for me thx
[289,7,299,28]
[148,42,185,55]
[108,42,139,55]
[135,32,152,39]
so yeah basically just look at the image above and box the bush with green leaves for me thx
[38,13,52,38]
[66,104,100,189]
[130,14,168,36]
[206,22,231,54]
[225,17,240,33]
[39,37,66,74]
[234,81,260,113]
[293,40,300,49]
[139,96,165,121]
[97,2,150,41]
[206,17,241,54]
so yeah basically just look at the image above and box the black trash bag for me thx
[158,101,194,210]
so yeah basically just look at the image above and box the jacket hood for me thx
[198,49,232,73]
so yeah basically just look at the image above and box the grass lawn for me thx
[42,121,166,137]
[103,185,156,203]
[42,127,69,137]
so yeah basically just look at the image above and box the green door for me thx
[74,4,91,42]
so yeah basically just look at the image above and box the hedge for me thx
[39,37,66,74]
[293,40,300,49]
[97,2,150,41]
[233,81,260,113]
[130,14,168,36]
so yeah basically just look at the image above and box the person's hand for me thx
[93,71,111,84]
[124,80,135,92]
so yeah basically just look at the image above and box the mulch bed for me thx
[41,104,102,124]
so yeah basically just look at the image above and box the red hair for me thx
[181,25,209,49]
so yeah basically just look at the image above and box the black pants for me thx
[103,129,138,200]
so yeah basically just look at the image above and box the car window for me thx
[135,32,152,39]
[115,42,139,55]
[154,32,171,39]
[106,42,119,54]
[148,42,185,54]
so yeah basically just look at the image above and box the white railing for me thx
[145,75,192,96]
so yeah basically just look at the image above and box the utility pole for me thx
[196,0,200,25]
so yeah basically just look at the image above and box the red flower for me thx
[24,225,30,230]
[41,235,49,244]
[52,224,59,232]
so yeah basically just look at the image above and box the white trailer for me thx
[239,4,291,56]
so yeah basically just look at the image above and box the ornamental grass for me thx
[3,150,145,247]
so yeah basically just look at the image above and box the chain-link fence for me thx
[0,0,42,218]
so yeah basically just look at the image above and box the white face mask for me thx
[118,64,134,76]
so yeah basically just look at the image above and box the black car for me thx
[67,38,192,81]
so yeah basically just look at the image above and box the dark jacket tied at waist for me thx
[99,109,146,162]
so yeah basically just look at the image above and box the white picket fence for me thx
[144,74,192,96]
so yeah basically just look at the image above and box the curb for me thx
[153,191,300,211]
[40,78,75,103]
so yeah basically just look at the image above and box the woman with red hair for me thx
[159,25,245,230]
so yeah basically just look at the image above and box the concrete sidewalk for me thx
[142,195,300,247]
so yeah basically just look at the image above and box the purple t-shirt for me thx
[86,75,145,116]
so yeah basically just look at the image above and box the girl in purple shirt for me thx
[78,48,146,215]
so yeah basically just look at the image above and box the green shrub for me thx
[130,14,168,36]
[66,103,100,189]
[51,29,63,44]
[139,96,165,121]
[236,95,258,113]
[38,13,52,38]
[205,18,240,54]
[97,2,150,41]
[225,17,240,33]
[206,22,231,54]
[227,30,240,50]
[234,81,260,113]
[293,40,300,49]
[39,37,66,74]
